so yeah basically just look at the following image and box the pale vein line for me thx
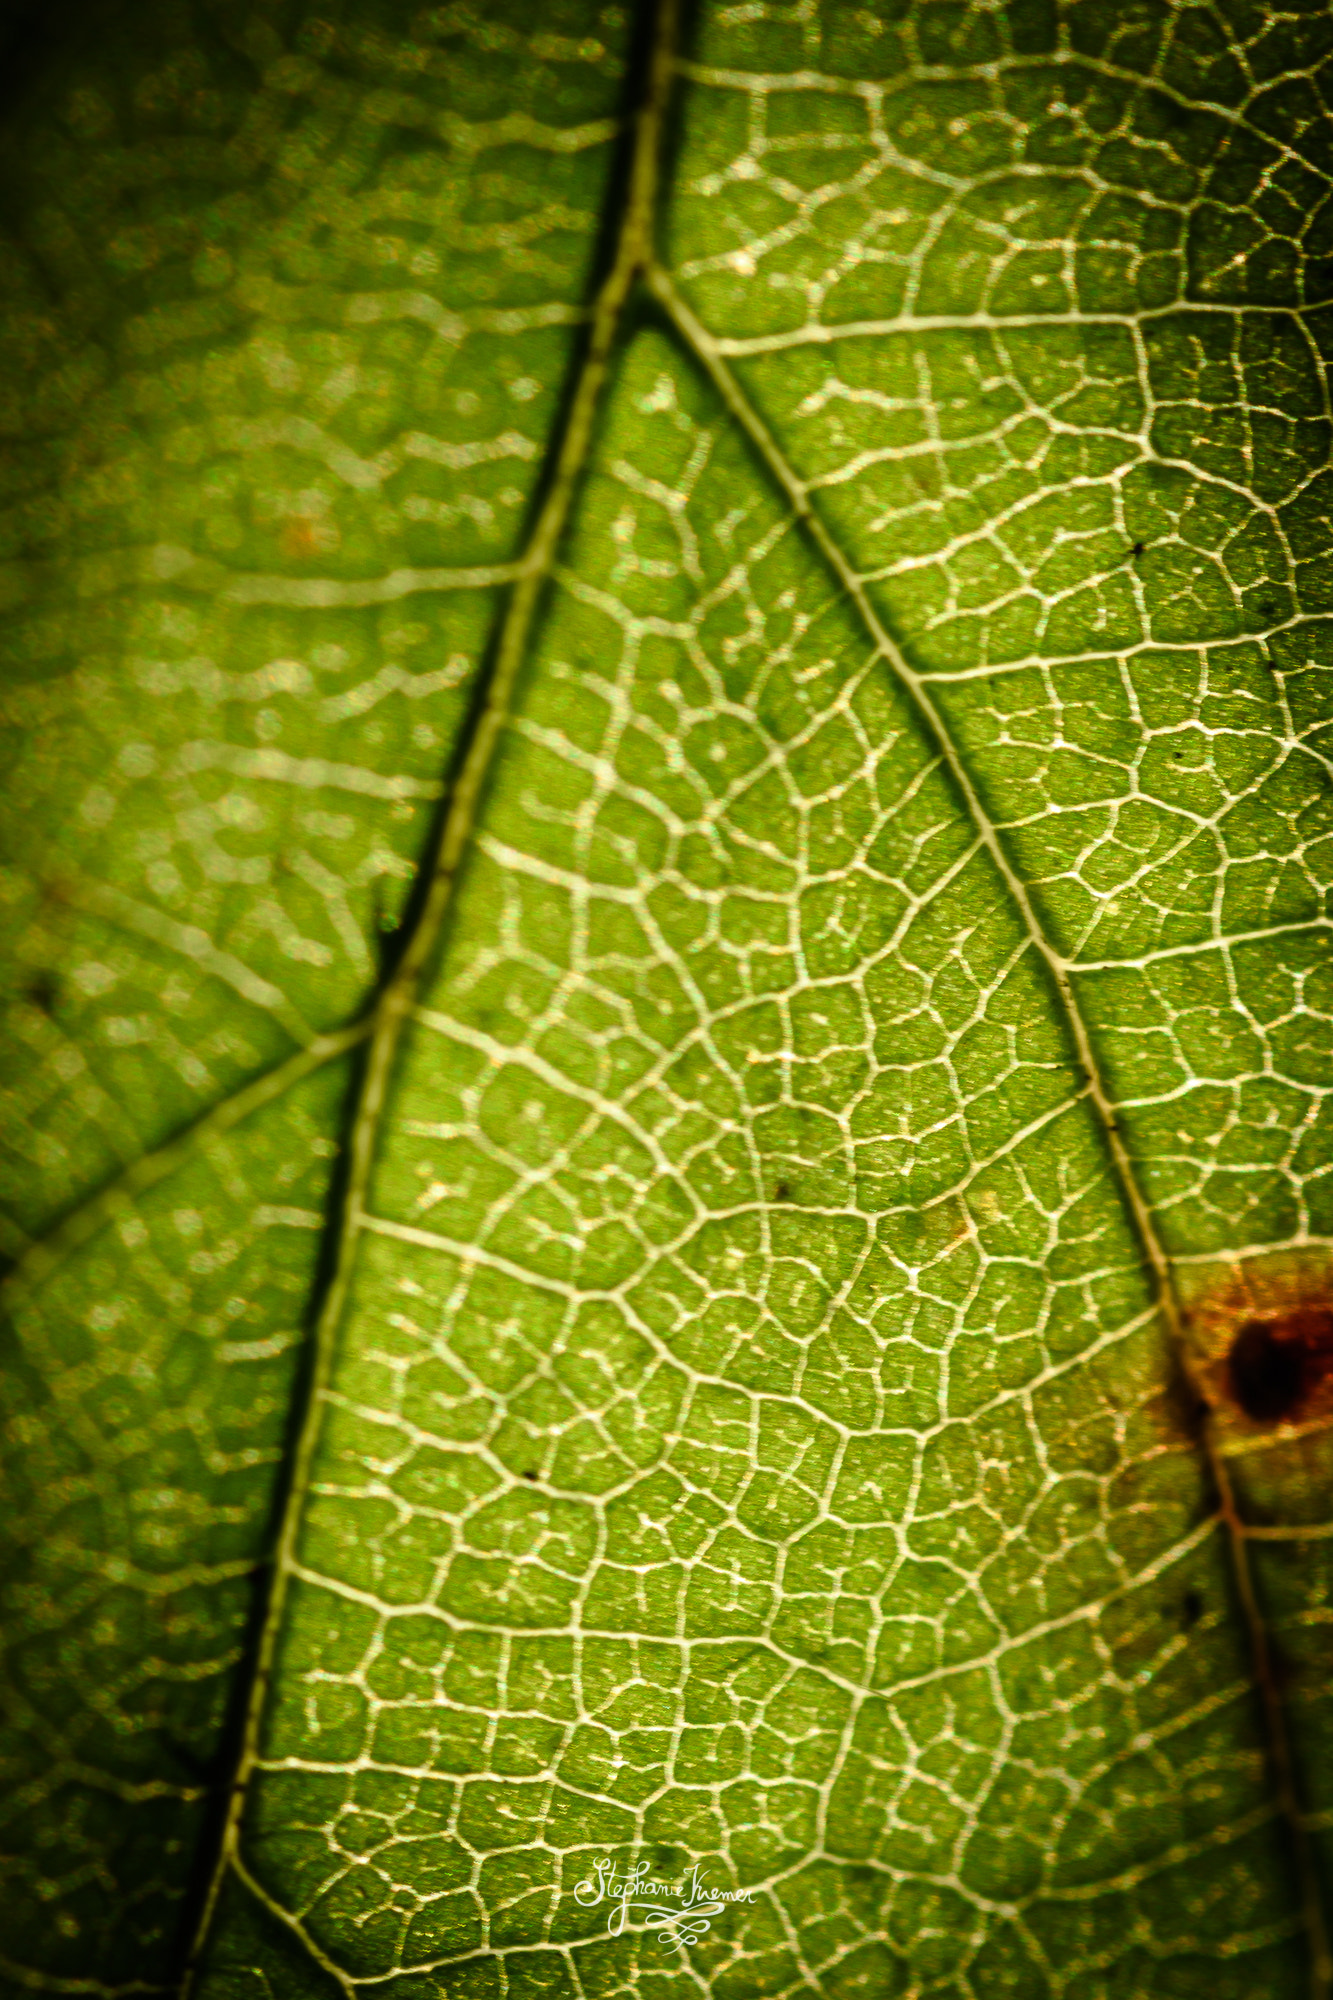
[55,876,312,1042]
[711,301,1313,355]
[219,562,520,608]
[276,1498,1220,1711]
[1069,916,1333,974]
[177,740,439,801]
[675,44,1305,162]
[229,1851,354,2000]
[645,259,1333,2000]
[1173,1234,1333,1270]
[174,0,684,1988]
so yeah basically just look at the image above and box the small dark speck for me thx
[1131,541,1145,559]
[25,972,58,1015]
[774,1181,791,1201]
[522,1469,539,1481]
[1182,1589,1204,1629]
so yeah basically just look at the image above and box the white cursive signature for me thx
[573,1857,754,1953]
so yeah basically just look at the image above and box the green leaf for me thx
[3,0,1332,1994]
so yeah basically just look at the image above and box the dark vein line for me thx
[646,259,1332,2000]
[173,0,682,1988]
[1,1021,371,1299]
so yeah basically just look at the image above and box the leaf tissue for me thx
[2,0,1332,1994]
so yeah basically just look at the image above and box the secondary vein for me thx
[1,1020,371,1300]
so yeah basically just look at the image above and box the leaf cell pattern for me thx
[1,1,1331,1997]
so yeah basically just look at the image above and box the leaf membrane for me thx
[1,0,1332,1994]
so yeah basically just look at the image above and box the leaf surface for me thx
[2,1,1332,1995]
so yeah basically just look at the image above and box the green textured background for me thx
[2,0,1332,1993]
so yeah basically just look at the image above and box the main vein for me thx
[174,0,682,1987]
[645,260,1332,2000]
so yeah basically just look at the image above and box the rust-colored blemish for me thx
[280,515,338,559]
[1178,1254,1333,1434]
[281,518,320,559]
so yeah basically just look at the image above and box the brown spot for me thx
[282,518,318,558]
[773,1181,791,1202]
[947,1196,974,1247]
[1228,1310,1333,1422]
[1179,1255,1333,1432]
[281,516,337,559]
[37,873,75,910]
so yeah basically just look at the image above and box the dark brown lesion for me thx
[1178,1256,1333,1433]
[1227,1309,1333,1424]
